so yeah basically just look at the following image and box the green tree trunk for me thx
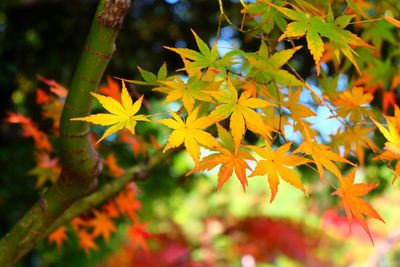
[0,1,131,265]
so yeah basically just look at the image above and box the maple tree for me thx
[1,0,400,266]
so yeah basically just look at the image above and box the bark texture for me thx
[0,1,131,265]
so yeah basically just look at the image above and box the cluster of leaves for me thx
[48,184,150,254]
[6,76,66,188]
[6,0,400,255]
[71,0,400,243]
[6,77,156,253]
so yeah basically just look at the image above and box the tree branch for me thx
[0,1,131,266]
[45,150,170,235]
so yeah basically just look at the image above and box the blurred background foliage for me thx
[1,0,400,266]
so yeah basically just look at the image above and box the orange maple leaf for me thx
[48,226,68,249]
[384,16,400,28]
[99,75,122,102]
[250,142,311,202]
[198,124,254,191]
[119,130,146,156]
[332,169,384,243]
[71,217,89,232]
[89,210,117,243]
[7,113,52,152]
[77,230,98,255]
[37,75,68,98]
[115,190,141,221]
[105,153,124,178]
[128,222,152,251]
[102,201,120,218]
[36,88,52,104]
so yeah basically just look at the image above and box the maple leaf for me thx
[198,124,254,191]
[6,113,53,152]
[157,75,215,113]
[332,169,384,243]
[249,142,311,202]
[332,87,373,122]
[36,88,52,104]
[48,226,68,249]
[372,105,400,156]
[28,152,61,188]
[119,130,146,156]
[158,107,219,166]
[382,90,397,114]
[37,75,68,98]
[164,29,219,73]
[71,80,149,143]
[245,43,303,86]
[120,63,168,87]
[71,217,89,232]
[284,89,316,121]
[115,189,141,221]
[102,201,120,218]
[104,153,124,178]
[384,16,400,28]
[89,210,117,243]
[273,3,372,75]
[294,141,353,179]
[99,75,122,102]
[77,230,98,255]
[373,150,400,183]
[128,222,152,251]
[210,78,274,150]
[330,125,378,165]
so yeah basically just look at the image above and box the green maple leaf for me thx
[245,42,303,86]
[273,3,373,75]
[164,29,219,72]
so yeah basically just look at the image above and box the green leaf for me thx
[138,67,158,85]
[191,29,212,59]
[334,15,355,28]
[157,63,167,80]
[327,5,334,23]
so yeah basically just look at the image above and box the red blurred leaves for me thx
[6,113,52,152]
[228,217,325,265]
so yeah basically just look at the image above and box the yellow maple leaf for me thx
[157,75,216,113]
[294,141,354,179]
[71,80,149,143]
[158,107,219,166]
[333,87,373,122]
[249,142,311,202]
[284,89,316,121]
[372,105,400,156]
[330,125,378,165]
[210,78,274,151]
